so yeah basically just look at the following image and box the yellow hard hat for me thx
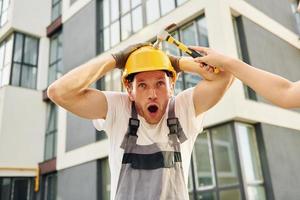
[122,45,177,86]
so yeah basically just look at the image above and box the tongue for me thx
[148,105,158,113]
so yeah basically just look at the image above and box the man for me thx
[48,43,233,200]
[191,46,300,108]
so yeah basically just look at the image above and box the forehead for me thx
[134,71,167,82]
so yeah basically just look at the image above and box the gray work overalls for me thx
[115,97,189,200]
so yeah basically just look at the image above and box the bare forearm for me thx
[48,54,116,101]
[225,58,293,107]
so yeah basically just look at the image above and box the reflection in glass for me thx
[111,0,119,21]
[194,132,214,187]
[160,0,175,15]
[121,13,131,40]
[247,186,266,200]
[197,17,209,47]
[132,6,143,32]
[111,21,120,46]
[103,0,110,27]
[212,125,239,186]
[236,124,263,182]
[219,189,241,200]
[146,0,160,24]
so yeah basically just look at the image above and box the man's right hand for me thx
[112,42,151,69]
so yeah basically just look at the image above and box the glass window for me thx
[212,125,239,187]
[219,189,241,200]
[0,178,11,200]
[193,131,214,188]
[11,33,39,89]
[160,0,175,15]
[121,13,131,40]
[97,0,187,53]
[12,178,30,200]
[103,0,110,27]
[45,103,57,160]
[24,37,38,65]
[197,17,209,47]
[146,0,160,24]
[0,0,10,27]
[236,123,266,200]
[44,174,57,200]
[99,158,111,200]
[51,0,62,22]
[132,6,143,33]
[177,0,188,6]
[111,21,120,46]
[103,28,110,51]
[0,36,12,87]
[121,0,130,14]
[291,0,300,35]
[48,32,63,85]
[20,64,37,89]
[131,0,141,8]
[111,0,119,21]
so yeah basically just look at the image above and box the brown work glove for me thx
[168,54,181,73]
[112,42,151,69]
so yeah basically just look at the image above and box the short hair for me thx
[125,70,174,84]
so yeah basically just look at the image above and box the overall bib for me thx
[115,97,190,200]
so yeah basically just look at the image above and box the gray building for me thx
[0,0,300,200]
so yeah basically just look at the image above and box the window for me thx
[189,122,266,200]
[0,177,34,200]
[44,102,57,160]
[11,33,39,89]
[233,17,257,101]
[0,0,10,27]
[162,16,208,94]
[97,0,190,53]
[51,0,62,22]
[43,173,57,200]
[97,158,110,200]
[0,35,13,87]
[48,31,62,85]
[235,123,266,199]
[291,0,300,35]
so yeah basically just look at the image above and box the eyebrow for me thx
[136,77,165,83]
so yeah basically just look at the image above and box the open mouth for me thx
[147,105,158,113]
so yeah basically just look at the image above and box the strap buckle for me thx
[128,118,140,136]
[167,118,178,134]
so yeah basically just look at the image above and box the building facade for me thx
[0,0,300,199]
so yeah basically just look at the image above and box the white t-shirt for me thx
[92,87,205,200]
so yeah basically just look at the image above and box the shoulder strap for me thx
[167,97,187,143]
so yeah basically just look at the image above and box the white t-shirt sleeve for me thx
[92,91,129,136]
[175,87,205,138]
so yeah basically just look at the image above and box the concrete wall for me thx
[63,0,98,151]
[260,123,300,200]
[57,161,97,200]
[11,0,51,36]
[244,0,299,34]
[237,16,300,110]
[0,86,46,176]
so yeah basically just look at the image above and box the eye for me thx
[138,83,146,88]
[157,81,165,87]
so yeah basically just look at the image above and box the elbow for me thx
[47,83,63,103]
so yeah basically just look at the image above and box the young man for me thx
[48,43,233,200]
[191,46,300,109]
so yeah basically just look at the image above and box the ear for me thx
[126,85,135,101]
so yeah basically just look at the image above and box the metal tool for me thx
[154,23,220,74]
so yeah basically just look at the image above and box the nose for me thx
[148,88,157,100]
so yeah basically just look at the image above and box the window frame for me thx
[96,0,190,53]
[10,32,39,89]
[44,102,58,161]
[48,31,63,86]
